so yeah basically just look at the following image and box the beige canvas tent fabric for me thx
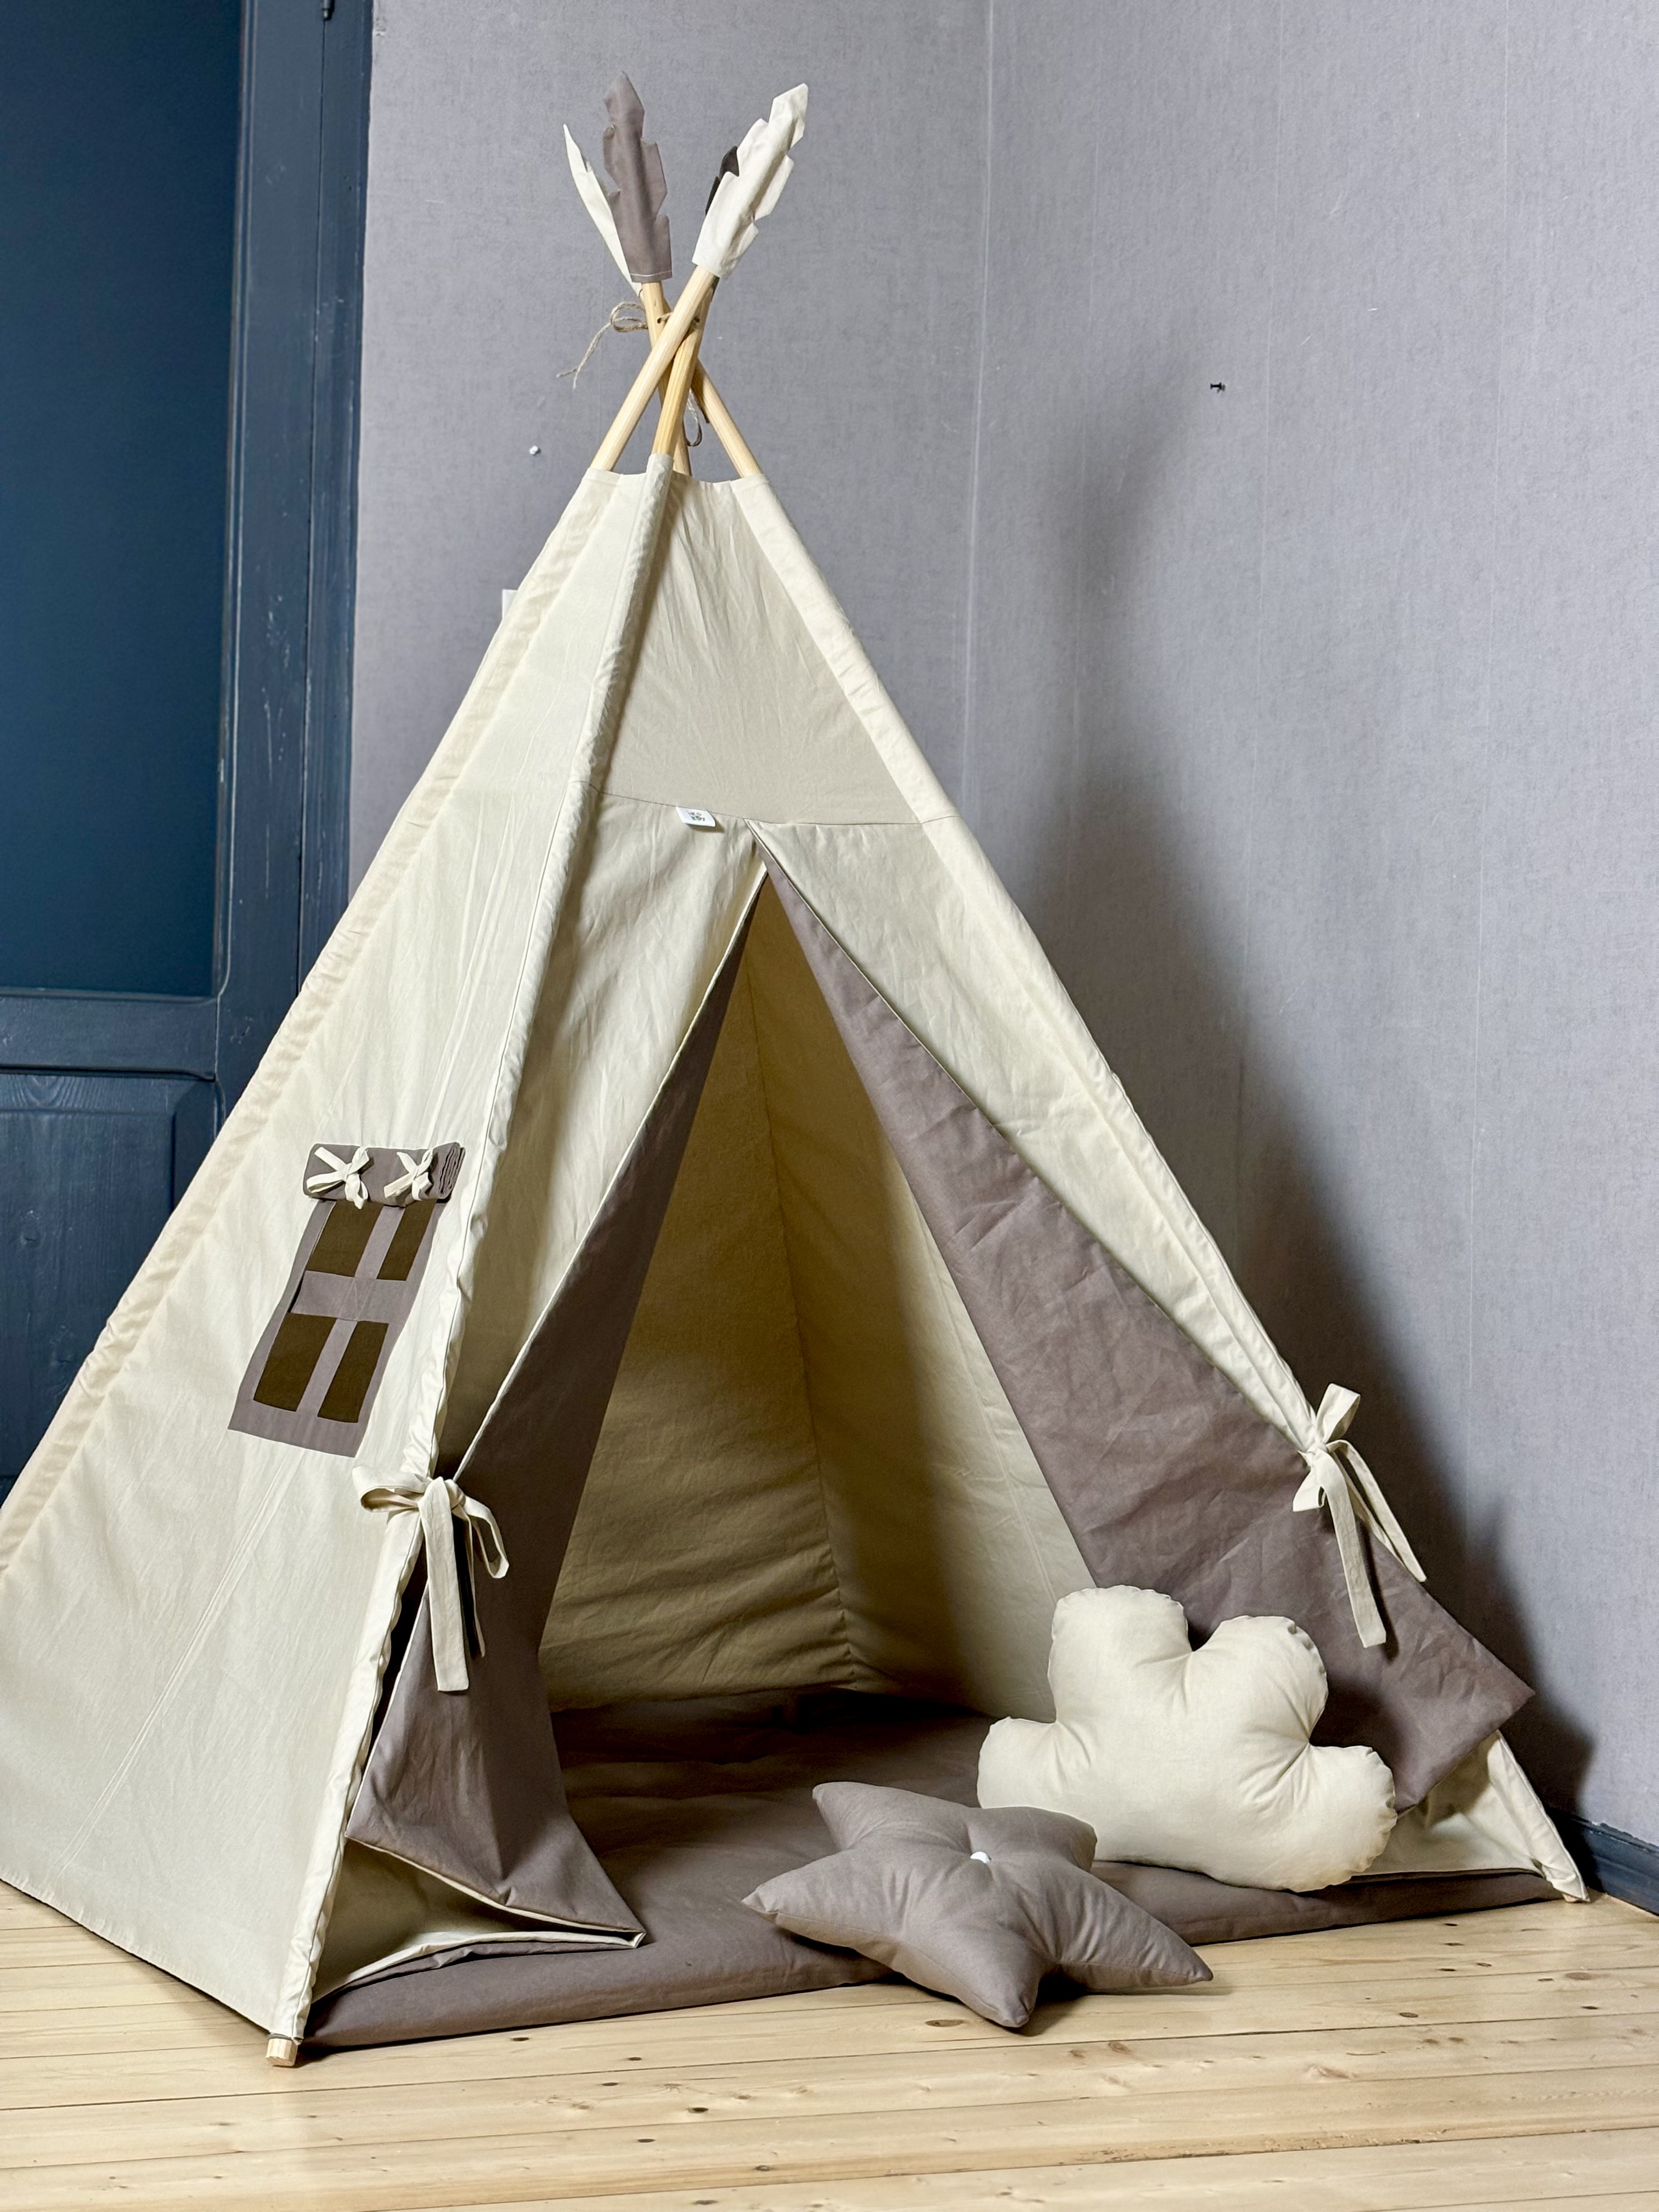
[0,455,1582,2050]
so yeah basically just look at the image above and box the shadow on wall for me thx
[1007,410,1592,1807]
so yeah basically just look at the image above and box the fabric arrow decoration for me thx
[601,74,672,282]
[563,125,635,287]
[692,83,807,279]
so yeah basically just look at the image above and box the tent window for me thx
[318,1321,390,1424]
[378,1201,434,1283]
[311,1200,382,1276]
[229,1154,460,1457]
[252,1313,335,1412]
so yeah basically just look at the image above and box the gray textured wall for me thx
[353,2,1659,1843]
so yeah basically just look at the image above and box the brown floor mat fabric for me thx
[304,1691,1555,2050]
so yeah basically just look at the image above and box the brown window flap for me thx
[230,1143,466,1455]
[303,1143,464,1209]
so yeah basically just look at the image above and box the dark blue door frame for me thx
[0,1,374,1496]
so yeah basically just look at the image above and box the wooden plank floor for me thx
[3,1878,1658,2210]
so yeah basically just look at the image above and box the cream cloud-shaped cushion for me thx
[978,1588,1396,1893]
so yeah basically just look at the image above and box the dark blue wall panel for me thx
[0,1,373,1513]
[0,2,241,996]
[1,1074,213,1484]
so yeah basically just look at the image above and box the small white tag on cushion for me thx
[677,806,719,829]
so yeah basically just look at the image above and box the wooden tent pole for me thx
[596,264,764,481]
[641,283,761,478]
[689,364,761,479]
[638,282,692,476]
[592,264,715,471]
[652,321,705,461]
[637,286,762,480]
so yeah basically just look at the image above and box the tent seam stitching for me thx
[904,1182,1084,1627]
[739,932,860,1692]
[448,865,767,1487]
[727,484,956,829]
[764,841,1313,1458]
[421,467,674,1486]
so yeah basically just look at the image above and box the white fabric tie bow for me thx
[382,1148,435,1203]
[306,1145,371,1210]
[1293,1384,1425,1651]
[354,1469,509,1692]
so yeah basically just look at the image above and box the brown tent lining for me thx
[326,848,1533,2039]
[761,861,1528,1809]
[345,901,759,1936]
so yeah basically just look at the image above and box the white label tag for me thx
[500,588,517,619]
[676,806,719,830]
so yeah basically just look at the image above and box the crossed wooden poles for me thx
[576,85,765,481]
[605,265,760,479]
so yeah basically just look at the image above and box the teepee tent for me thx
[0,81,1580,2064]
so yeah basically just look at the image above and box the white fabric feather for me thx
[563,124,635,288]
[692,84,807,279]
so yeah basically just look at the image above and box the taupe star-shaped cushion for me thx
[742,1782,1211,2029]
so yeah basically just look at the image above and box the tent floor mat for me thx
[304,1690,1556,2050]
